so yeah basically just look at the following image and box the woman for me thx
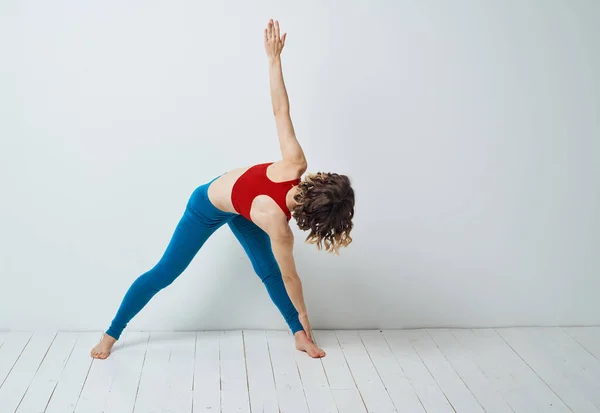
[91,19,355,360]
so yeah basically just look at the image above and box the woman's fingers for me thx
[274,20,280,40]
[266,19,285,44]
[304,323,313,341]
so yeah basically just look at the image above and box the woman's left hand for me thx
[298,313,314,342]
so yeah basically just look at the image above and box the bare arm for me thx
[264,20,307,167]
[257,210,313,339]
[270,228,307,317]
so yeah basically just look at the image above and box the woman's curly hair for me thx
[292,172,354,254]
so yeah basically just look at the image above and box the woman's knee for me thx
[141,264,182,291]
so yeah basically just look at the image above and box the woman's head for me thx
[292,172,355,254]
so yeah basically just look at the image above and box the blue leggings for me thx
[106,179,303,340]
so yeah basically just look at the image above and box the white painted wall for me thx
[1,0,599,332]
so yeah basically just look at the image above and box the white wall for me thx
[1,0,599,332]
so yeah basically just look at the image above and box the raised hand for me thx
[264,19,287,60]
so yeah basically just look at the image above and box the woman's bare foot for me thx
[90,334,117,359]
[295,331,326,358]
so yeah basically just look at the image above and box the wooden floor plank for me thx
[359,330,425,413]
[132,332,169,413]
[456,329,573,413]
[565,327,600,361]
[102,332,149,413]
[428,329,514,413]
[266,331,310,412]
[498,327,599,413]
[163,332,196,413]
[519,327,600,409]
[220,330,250,413]
[15,332,78,413]
[337,330,395,413]
[452,329,541,413]
[44,332,101,413]
[474,328,573,413]
[331,389,367,413]
[313,330,356,391]
[267,331,304,391]
[0,332,32,388]
[75,332,128,413]
[406,329,486,413]
[305,388,339,413]
[383,330,455,413]
[243,330,279,413]
[561,327,600,387]
[192,331,220,413]
[277,389,310,413]
[0,332,55,413]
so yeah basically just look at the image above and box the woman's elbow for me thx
[282,272,300,283]
[290,158,307,173]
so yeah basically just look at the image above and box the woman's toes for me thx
[307,346,323,358]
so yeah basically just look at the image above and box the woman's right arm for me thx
[258,212,313,340]
[270,227,308,318]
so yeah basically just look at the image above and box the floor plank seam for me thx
[15,332,58,413]
[0,333,33,390]
[335,330,369,413]
[293,347,310,412]
[458,329,520,413]
[241,331,253,413]
[494,329,576,413]
[426,329,487,413]
[380,330,428,413]
[563,327,600,362]
[358,330,400,413]
[191,331,197,413]
[131,333,150,413]
[264,331,281,412]
[406,331,458,413]
[218,332,222,411]
[72,348,95,412]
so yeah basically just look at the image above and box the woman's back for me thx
[207,161,303,221]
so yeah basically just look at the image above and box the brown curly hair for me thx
[292,172,354,254]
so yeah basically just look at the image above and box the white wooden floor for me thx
[1,328,599,413]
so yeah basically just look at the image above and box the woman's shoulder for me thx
[251,199,292,234]
[268,160,306,182]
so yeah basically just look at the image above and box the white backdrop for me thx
[1,0,599,332]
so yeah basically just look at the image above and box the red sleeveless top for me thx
[231,163,301,221]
